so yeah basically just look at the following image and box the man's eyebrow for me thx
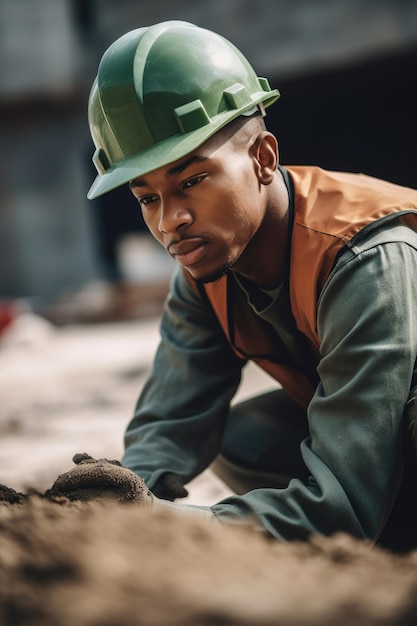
[166,154,208,177]
[129,178,146,189]
[129,155,208,190]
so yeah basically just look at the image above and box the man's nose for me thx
[158,197,193,234]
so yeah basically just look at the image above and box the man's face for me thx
[129,135,267,283]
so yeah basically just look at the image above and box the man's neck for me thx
[234,170,290,289]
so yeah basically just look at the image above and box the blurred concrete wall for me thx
[1,0,416,303]
[0,0,97,303]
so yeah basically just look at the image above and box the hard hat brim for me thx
[87,93,279,200]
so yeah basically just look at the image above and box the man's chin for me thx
[191,263,234,285]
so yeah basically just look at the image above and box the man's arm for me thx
[211,235,417,540]
[122,267,245,493]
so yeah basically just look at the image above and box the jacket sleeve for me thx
[211,236,417,541]
[122,267,245,489]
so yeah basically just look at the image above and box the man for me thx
[87,21,417,550]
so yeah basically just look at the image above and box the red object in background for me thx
[0,301,19,336]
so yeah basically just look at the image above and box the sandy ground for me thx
[3,311,417,625]
[0,310,275,499]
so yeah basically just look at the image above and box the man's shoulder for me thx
[285,165,417,200]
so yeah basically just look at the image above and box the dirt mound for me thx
[1,496,417,626]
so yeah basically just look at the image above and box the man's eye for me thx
[182,175,206,190]
[139,195,157,206]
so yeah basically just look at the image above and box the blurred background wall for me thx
[1,0,416,317]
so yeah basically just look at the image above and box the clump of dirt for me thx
[1,495,417,626]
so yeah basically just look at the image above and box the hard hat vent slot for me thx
[224,83,251,110]
[258,77,272,93]
[93,148,111,175]
[174,100,211,134]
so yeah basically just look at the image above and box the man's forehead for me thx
[129,153,209,188]
[129,115,255,189]
[128,121,247,188]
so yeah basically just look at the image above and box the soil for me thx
[1,313,417,625]
[1,495,417,626]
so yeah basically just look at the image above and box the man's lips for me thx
[168,237,207,267]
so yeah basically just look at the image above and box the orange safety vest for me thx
[188,166,417,409]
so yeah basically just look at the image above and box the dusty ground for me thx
[1,310,417,625]
[0,309,273,500]
[2,496,417,626]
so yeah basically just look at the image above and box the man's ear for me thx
[251,131,278,185]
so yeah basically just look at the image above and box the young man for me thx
[87,21,417,550]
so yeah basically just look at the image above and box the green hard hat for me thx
[87,20,280,200]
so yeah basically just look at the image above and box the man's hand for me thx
[152,472,189,501]
[45,453,153,505]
